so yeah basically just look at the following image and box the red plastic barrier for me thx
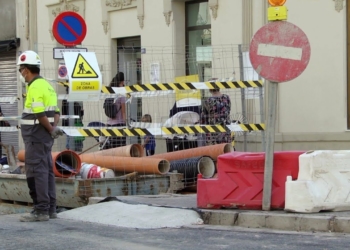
[197,151,304,210]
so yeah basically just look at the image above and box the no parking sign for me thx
[52,11,87,46]
[58,63,68,80]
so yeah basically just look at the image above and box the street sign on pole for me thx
[249,21,311,83]
[249,21,310,211]
[52,11,87,46]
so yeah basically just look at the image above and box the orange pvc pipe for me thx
[79,154,169,175]
[148,143,233,161]
[18,150,81,178]
[86,144,144,157]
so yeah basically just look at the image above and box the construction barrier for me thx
[60,123,265,137]
[2,81,265,138]
[197,151,304,210]
[26,80,264,99]
[102,80,263,95]
[285,150,350,213]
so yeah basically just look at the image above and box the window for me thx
[186,1,211,77]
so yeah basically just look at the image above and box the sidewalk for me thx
[89,194,350,234]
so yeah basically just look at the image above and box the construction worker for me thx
[17,50,64,222]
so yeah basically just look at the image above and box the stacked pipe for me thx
[18,150,82,178]
[17,143,232,182]
[148,143,232,161]
[17,144,146,178]
[149,143,233,185]
[169,156,215,185]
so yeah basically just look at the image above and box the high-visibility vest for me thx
[21,77,60,125]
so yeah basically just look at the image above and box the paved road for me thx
[1,214,350,250]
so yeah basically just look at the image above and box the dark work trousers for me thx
[25,141,56,213]
[106,123,126,149]
[145,149,155,156]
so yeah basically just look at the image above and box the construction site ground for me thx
[88,194,350,234]
[3,193,350,234]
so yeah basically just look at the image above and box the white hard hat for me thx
[17,50,41,66]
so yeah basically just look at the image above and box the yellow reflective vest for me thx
[21,77,60,142]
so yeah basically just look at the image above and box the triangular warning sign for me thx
[72,54,98,78]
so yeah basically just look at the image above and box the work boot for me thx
[20,210,49,222]
[49,212,58,219]
[49,206,57,219]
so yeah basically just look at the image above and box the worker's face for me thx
[18,66,27,84]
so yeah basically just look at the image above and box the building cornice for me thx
[100,0,140,34]
[209,0,218,20]
[334,0,344,12]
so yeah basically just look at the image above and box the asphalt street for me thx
[1,214,350,250]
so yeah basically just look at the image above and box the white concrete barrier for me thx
[285,150,350,213]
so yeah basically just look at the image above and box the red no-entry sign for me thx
[249,21,311,82]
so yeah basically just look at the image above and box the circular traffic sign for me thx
[52,11,87,46]
[249,21,311,82]
[58,65,68,78]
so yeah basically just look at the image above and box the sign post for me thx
[249,1,311,210]
[52,11,90,150]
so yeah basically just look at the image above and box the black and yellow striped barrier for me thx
[20,80,263,99]
[101,80,263,94]
[63,123,265,137]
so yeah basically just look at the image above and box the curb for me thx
[89,196,350,234]
[199,210,350,233]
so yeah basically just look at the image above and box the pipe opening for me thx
[223,144,233,153]
[130,144,143,157]
[158,160,170,174]
[198,156,215,178]
[55,151,80,177]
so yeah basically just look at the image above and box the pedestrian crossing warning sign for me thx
[72,53,99,78]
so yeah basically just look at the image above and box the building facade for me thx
[0,0,348,153]
[0,0,19,153]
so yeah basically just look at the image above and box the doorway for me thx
[117,37,142,144]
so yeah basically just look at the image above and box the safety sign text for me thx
[72,81,99,91]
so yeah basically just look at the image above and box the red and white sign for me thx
[249,21,311,83]
[58,63,68,80]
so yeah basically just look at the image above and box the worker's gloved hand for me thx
[50,126,64,139]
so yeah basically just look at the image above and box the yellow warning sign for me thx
[72,54,98,78]
[72,81,100,91]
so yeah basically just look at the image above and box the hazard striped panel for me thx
[100,80,264,95]
[239,124,265,131]
[61,123,265,137]
[77,128,153,137]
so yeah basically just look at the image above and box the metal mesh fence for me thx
[0,43,265,196]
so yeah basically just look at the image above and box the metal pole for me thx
[259,86,266,151]
[68,102,75,150]
[238,45,247,151]
[262,80,278,211]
